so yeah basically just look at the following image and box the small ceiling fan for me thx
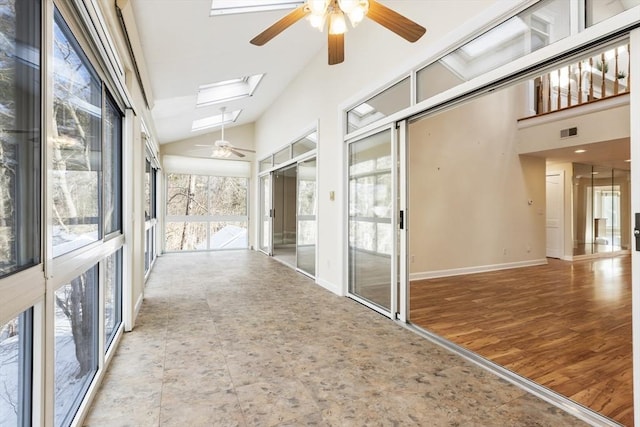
[250,0,426,65]
[193,107,256,158]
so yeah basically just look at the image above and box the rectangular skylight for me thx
[210,1,303,16]
[196,74,264,107]
[192,109,241,132]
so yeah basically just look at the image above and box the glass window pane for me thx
[104,96,122,235]
[0,310,33,427]
[273,147,290,167]
[208,177,247,215]
[347,77,410,133]
[104,249,122,350]
[259,156,272,172]
[54,265,98,427]
[166,174,208,216]
[417,0,571,103]
[209,222,248,249]
[52,11,102,257]
[292,132,317,157]
[348,130,393,311]
[165,222,208,251]
[586,0,640,26]
[0,0,41,277]
[144,159,151,220]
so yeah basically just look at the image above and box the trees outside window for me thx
[51,11,102,258]
[54,266,98,427]
[0,0,41,277]
[165,174,248,251]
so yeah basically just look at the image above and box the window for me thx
[104,249,122,350]
[347,77,410,133]
[104,96,122,235]
[54,265,98,427]
[165,174,249,251]
[0,310,33,427]
[0,0,41,277]
[416,0,571,102]
[52,11,102,257]
[586,0,640,26]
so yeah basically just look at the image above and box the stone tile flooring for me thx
[84,251,587,426]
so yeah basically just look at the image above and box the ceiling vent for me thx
[560,127,578,138]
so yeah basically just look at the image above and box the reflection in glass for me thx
[586,0,640,26]
[347,77,410,133]
[104,96,122,235]
[417,0,570,102]
[292,132,317,157]
[272,165,297,266]
[209,222,248,249]
[348,130,393,311]
[297,158,316,276]
[52,12,102,257]
[0,310,32,427]
[105,249,122,350]
[572,164,630,257]
[0,0,41,277]
[273,146,290,167]
[54,266,98,427]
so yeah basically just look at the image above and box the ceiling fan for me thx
[193,107,256,158]
[250,0,426,65]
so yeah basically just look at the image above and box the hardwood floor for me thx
[410,255,632,426]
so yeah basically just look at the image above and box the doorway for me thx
[259,155,317,277]
[272,164,297,267]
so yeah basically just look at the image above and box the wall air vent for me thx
[560,127,578,138]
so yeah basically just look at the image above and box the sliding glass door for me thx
[297,157,317,276]
[259,174,272,255]
[348,127,400,316]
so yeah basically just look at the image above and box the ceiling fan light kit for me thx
[191,106,256,159]
[250,0,426,65]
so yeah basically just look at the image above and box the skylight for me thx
[192,109,241,132]
[460,17,529,58]
[196,74,264,107]
[210,0,303,16]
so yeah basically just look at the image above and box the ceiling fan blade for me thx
[228,148,246,158]
[366,0,426,43]
[250,5,309,46]
[230,147,256,153]
[328,32,344,65]
[194,144,213,147]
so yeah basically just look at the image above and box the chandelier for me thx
[306,0,369,35]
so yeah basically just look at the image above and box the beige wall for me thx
[408,83,546,275]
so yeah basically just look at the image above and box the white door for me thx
[546,171,564,259]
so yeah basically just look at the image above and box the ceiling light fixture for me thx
[307,0,369,34]
[574,149,586,153]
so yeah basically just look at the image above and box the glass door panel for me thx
[348,129,394,313]
[272,165,297,266]
[259,174,272,254]
[297,157,316,276]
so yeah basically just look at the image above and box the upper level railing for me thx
[533,43,630,115]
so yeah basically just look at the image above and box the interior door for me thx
[347,126,400,317]
[546,171,564,259]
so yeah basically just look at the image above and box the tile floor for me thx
[84,251,588,426]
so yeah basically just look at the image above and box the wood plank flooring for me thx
[410,255,632,426]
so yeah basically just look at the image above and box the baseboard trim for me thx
[316,277,342,296]
[409,259,548,281]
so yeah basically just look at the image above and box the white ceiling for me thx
[130,0,328,145]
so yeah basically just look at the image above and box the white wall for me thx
[408,83,547,276]
[253,1,498,294]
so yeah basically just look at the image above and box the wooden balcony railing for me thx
[534,43,630,115]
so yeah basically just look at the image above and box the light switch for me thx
[329,191,335,201]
